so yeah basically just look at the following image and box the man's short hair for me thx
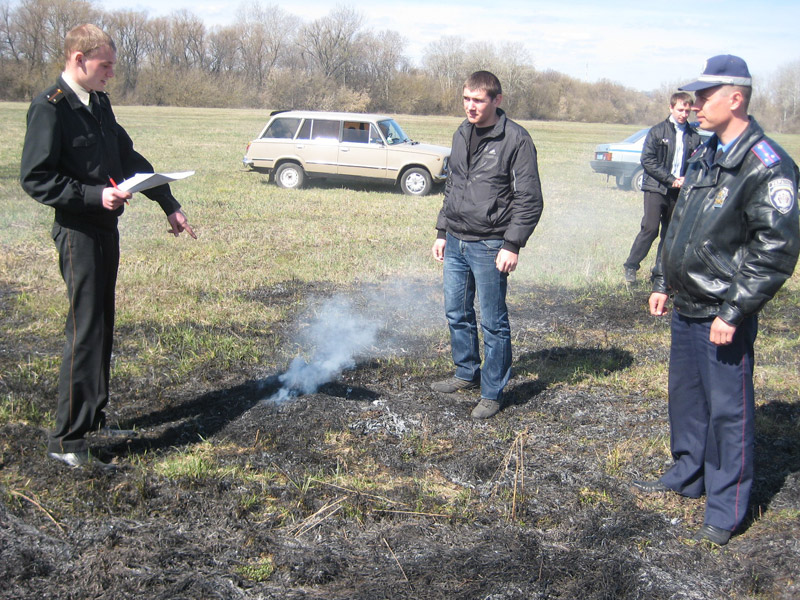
[464,71,502,99]
[729,85,752,111]
[670,92,692,107]
[64,24,115,62]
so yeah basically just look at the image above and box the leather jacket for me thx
[652,118,800,325]
[436,109,543,253]
[641,117,702,194]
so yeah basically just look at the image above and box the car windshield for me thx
[377,119,410,145]
[622,128,650,144]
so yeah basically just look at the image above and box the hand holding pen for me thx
[103,177,131,210]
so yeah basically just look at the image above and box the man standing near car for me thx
[20,24,196,468]
[633,55,799,545]
[623,92,701,284]
[430,71,543,419]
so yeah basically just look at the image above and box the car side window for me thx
[342,121,372,144]
[296,119,311,140]
[263,118,301,139]
[310,120,340,141]
[368,124,383,145]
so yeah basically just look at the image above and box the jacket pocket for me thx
[72,134,98,148]
[696,241,736,279]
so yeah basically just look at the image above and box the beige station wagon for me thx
[243,111,450,196]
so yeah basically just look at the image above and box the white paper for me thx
[117,171,195,194]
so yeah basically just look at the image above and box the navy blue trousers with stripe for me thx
[660,311,757,532]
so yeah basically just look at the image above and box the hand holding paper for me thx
[117,171,195,194]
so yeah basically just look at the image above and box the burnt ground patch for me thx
[1,284,799,599]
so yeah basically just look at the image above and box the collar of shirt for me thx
[60,72,91,107]
[668,115,687,132]
[718,135,739,154]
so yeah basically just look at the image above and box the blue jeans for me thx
[661,312,757,532]
[443,233,511,401]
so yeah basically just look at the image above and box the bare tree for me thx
[235,2,298,92]
[144,16,171,67]
[422,35,464,111]
[41,0,96,61]
[105,9,148,96]
[297,5,363,82]
[771,60,800,133]
[353,29,407,110]
[207,24,240,74]
[170,10,206,70]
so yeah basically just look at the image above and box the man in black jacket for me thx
[20,24,196,468]
[431,71,543,419]
[633,55,799,546]
[623,92,701,283]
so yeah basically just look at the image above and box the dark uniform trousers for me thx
[661,311,757,532]
[624,188,680,272]
[49,222,119,454]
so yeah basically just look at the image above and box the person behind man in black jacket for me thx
[430,71,543,419]
[632,55,799,546]
[20,24,196,469]
[623,92,701,284]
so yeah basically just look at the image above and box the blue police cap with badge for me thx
[679,55,752,91]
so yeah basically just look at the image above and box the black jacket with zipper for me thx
[641,117,702,194]
[436,109,543,253]
[652,118,800,325]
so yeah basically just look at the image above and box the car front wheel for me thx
[400,167,432,196]
[275,163,305,189]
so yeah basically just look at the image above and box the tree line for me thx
[2,0,799,132]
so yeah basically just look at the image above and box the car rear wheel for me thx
[275,162,305,189]
[400,167,432,196]
[631,168,644,193]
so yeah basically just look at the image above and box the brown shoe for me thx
[471,398,501,419]
[430,377,478,393]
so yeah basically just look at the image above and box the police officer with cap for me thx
[632,55,800,546]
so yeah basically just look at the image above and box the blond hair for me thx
[64,24,115,63]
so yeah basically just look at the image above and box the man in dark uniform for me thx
[633,55,799,545]
[20,24,196,468]
[623,92,701,283]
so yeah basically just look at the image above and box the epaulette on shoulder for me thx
[752,140,781,168]
[46,88,65,104]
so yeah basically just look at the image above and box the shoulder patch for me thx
[46,88,65,104]
[768,178,796,214]
[752,140,781,167]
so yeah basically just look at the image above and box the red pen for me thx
[109,177,129,205]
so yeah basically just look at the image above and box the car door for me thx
[337,120,389,180]
[295,118,341,176]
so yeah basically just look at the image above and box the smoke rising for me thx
[264,279,442,404]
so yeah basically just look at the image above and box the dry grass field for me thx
[1,102,798,599]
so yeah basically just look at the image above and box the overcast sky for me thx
[97,0,800,92]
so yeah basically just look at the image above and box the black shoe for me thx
[430,377,478,393]
[632,479,671,493]
[624,267,637,284]
[692,524,731,546]
[48,451,116,470]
